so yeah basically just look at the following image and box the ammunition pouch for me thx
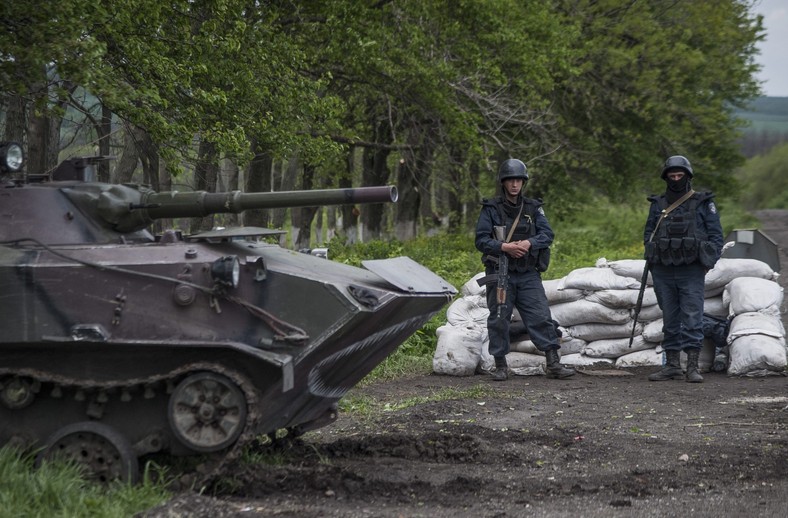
[535,247,551,272]
[698,240,717,269]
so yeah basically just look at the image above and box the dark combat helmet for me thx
[498,158,529,183]
[661,155,694,179]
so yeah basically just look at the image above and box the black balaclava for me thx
[665,170,691,204]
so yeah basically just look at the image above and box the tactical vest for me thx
[645,194,709,266]
[489,197,547,272]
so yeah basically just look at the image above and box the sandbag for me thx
[550,299,632,326]
[704,258,778,290]
[586,288,657,309]
[543,278,585,304]
[566,321,642,342]
[506,352,547,376]
[432,324,487,376]
[558,336,586,355]
[596,258,652,284]
[724,277,784,317]
[445,294,489,326]
[635,304,663,322]
[560,354,615,367]
[703,296,728,318]
[583,335,652,358]
[727,312,786,342]
[615,348,662,367]
[460,272,487,297]
[559,267,641,291]
[642,319,664,343]
[728,334,787,377]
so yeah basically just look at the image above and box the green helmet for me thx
[498,159,529,182]
[661,155,693,179]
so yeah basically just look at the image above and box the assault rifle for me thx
[628,262,650,347]
[475,225,509,320]
[493,225,509,320]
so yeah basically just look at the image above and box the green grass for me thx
[0,448,169,518]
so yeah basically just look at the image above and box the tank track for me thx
[0,361,261,486]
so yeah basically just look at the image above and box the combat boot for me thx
[648,349,683,381]
[545,349,575,379]
[491,356,508,381]
[685,349,704,383]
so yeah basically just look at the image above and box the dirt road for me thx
[142,212,788,518]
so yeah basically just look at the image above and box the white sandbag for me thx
[558,336,587,355]
[583,335,652,358]
[704,285,726,298]
[543,278,585,304]
[615,348,663,367]
[506,352,547,376]
[445,294,489,326]
[510,338,539,354]
[642,319,664,343]
[727,312,786,342]
[728,334,788,377]
[566,321,642,342]
[560,354,615,367]
[704,258,778,290]
[509,334,584,355]
[479,337,494,372]
[560,267,641,291]
[635,304,663,322]
[460,272,487,297]
[596,258,652,285]
[550,298,632,326]
[724,277,784,317]
[703,296,728,318]
[432,324,487,376]
[586,288,657,309]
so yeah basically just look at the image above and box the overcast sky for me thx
[753,0,788,97]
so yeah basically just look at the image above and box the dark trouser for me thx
[651,262,706,352]
[486,268,559,358]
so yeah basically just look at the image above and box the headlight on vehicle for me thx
[211,256,240,288]
[0,141,24,173]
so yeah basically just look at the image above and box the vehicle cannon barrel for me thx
[89,184,398,233]
[140,186,398,219]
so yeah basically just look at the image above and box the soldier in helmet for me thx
[644,155,723,383]
[475,158,575,381]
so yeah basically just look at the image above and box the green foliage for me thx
[0,447,169,518]
[739,142,788,209]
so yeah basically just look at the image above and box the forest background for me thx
[2,2,788,513]
[3,0,787,244]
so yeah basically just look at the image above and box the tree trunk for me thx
[361,106,392,240]
[340,147,358,243]
[1,95,26,145]
[115,122,141,184]
[189,140,218,233]
[395,125,430,241]
[293,162,318,250]
[274,155,299,245]
[244,138,273,228]
[96,104,112,182]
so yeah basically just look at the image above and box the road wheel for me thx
[168,371,247,452]
[36,421,139,484]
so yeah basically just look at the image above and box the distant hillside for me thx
[734,96,788,133]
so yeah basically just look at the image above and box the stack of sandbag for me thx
[432,257,784,377]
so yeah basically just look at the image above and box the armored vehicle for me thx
[0,142,456,483]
